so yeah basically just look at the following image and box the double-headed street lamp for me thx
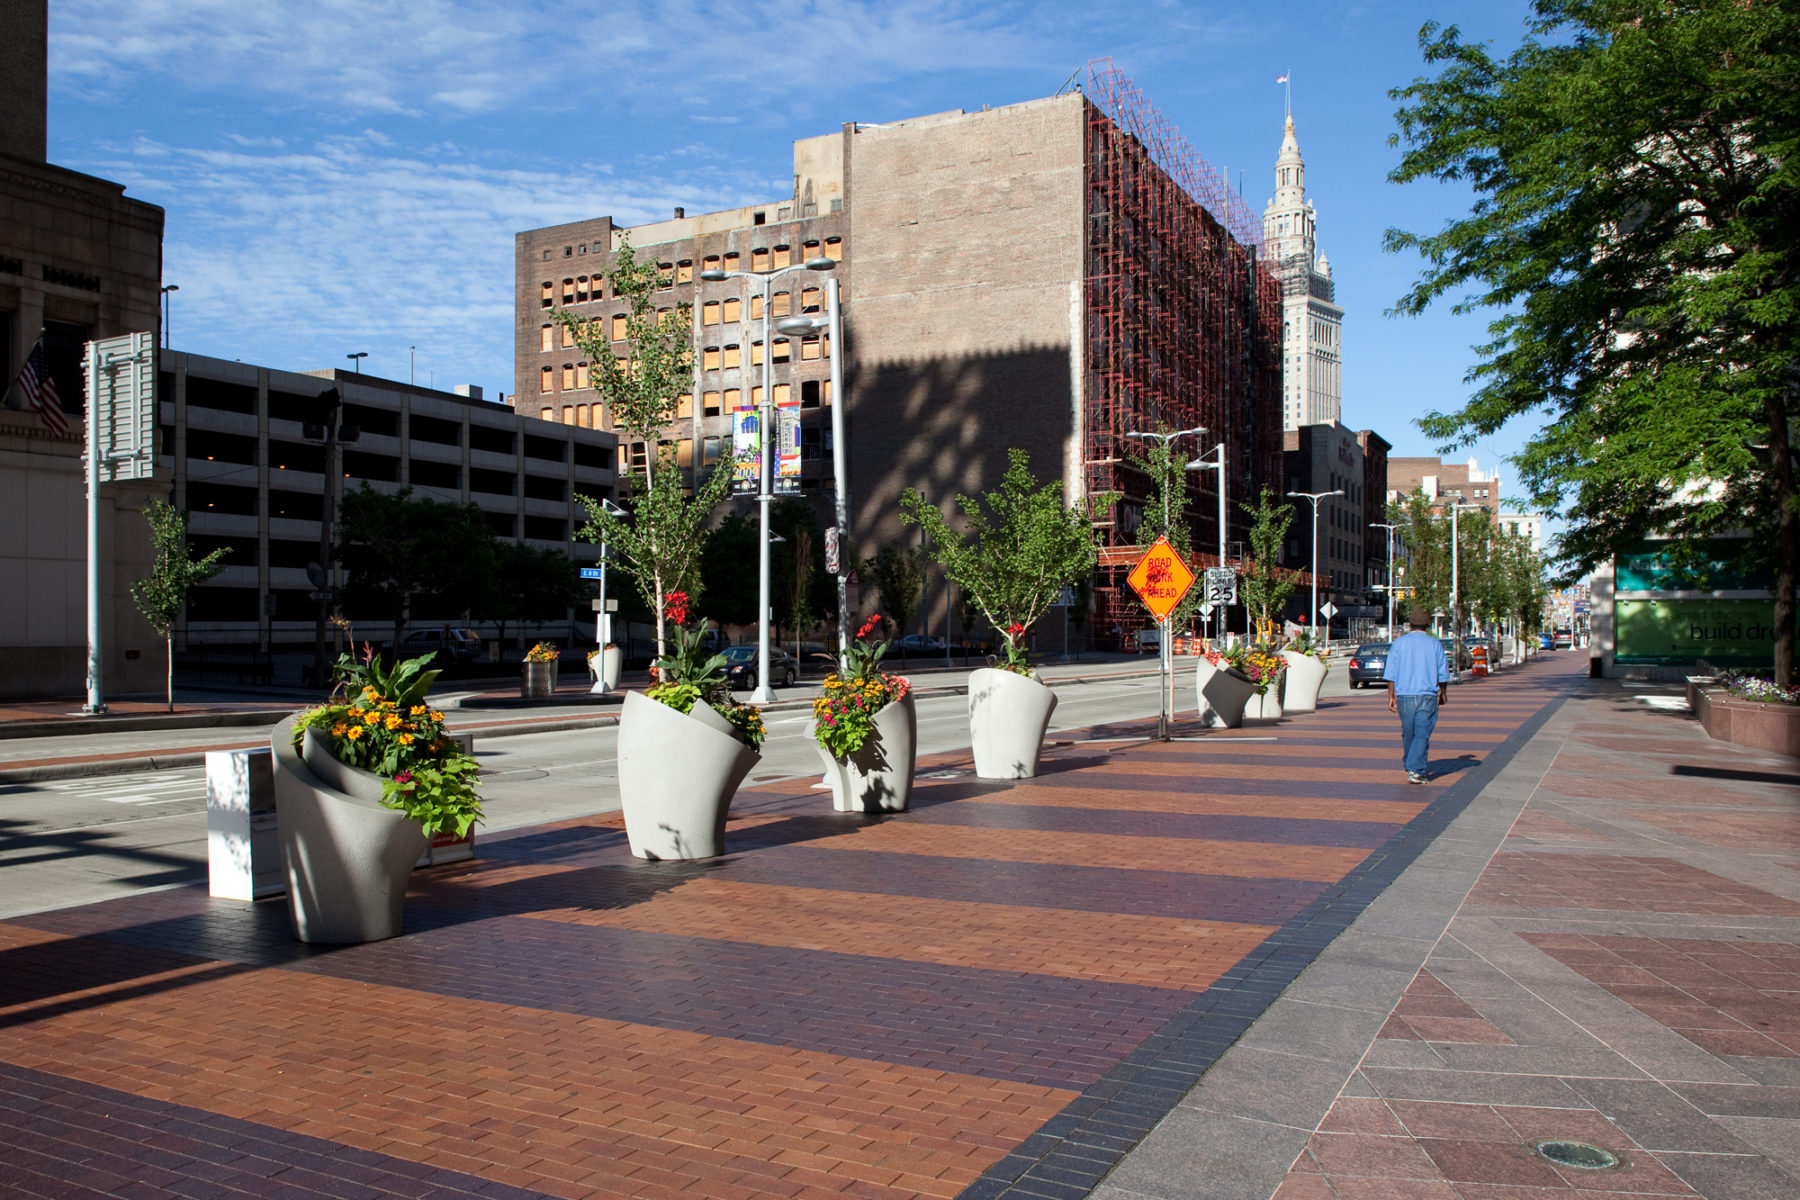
[1370,521,1399,639]
[590,497,629,695]
[1184,435,1229,639]
[1288,490,1344,639]
[346,351,368,374]
[701,254,835,703]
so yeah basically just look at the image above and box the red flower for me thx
[1006,622,1026,636]
[663,591,690,625]
[857,615,883,639]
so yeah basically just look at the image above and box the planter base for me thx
[1196,659,1255,728]
[814,692,917,812]
[1280,651,1328,714]
[968,668,1057,779]
[616,691,759,860]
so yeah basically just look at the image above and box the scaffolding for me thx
[1081,59,1285,650]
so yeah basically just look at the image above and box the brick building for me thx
[514,64,1284,648]
[1387,454,1505,515]
[1282,423,1392,623]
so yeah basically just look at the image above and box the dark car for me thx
[385,626,483,665]
[722,644,799,690]
[1347,642,1390,689]
[894,634,945,655]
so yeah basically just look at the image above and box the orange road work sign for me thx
[1126,536,1195,621]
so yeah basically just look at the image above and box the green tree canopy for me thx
[863,544,925,639]
[1128,433,1204,627]
[475,540,585,650]
[1239,487,1298,637]
[336,486,494,639]
[1387,0,1800,678]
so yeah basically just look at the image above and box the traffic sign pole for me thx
[1127,538,1197,742]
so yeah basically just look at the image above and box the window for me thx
[723,251,740,270]
[611,313,628,341]
[801,379,822,409]
[724,387,743,412]
[577,404,591,428]
[801,287,821,313]
[749,294,763,321]
[703,346,721,370]
[676,260,693,284]
[752,248,770,271]
[773,382,791,406]
[703,390,721,416]
[657,262,674,288]
[771,292,791,317]
[562,406,574,424]
[564,246,573,257]
[590,278,604,302]
[561,324,574,349]
[576,277,589,303]
[577,243,586,255]
[752,211,766,226]
[801,427,821,461]
[703,255,720,272]
[702,301,721,326]
[562,279,575,305]
[677,439,693,468]
[562,364,575,390]
[751,385,762,407]
[722,296,741,323]
[629,441,648,473]
[824,237,843,261]
[677,393,692,419]
[540,281,553,308]
[773,244,791,269]
[576,362,589,389]
[803,239,820,258]
[771,338,790,362]
[722,343,740,368]
[751,340,763,366]
[540,366,553,392]
[801,335,822,361]
[540,325,553,352]
[542,249,551,261]
[540,407,553,420]
[703,436,722,463]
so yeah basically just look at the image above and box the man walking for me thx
[1383,606,1450,783]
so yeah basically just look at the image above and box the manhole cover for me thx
[1533,1140,1620,1170]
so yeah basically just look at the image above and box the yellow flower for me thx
[409,705,428,717]
[385,715,402,730]
[429,711,445,722]
[345,726,364,741]
[347,706,364,719]
[398,732,415,745]
[364,711,381,725]
[330,723,347,736]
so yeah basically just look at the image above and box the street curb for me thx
[0,667,1168,785]
[0,709,297,742]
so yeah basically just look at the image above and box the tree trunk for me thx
[1767,388,1798,688]
[165,632,174,713]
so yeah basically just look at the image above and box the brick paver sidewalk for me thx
[2,655,1578,1199]
[1262,679,1800,1200]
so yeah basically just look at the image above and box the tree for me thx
[576,444,735,654]
[1128,433,1203,627]
[901,448,1113,666]
[700,512,760,627]
[863,545,925,639]
[1239,488,1299,637]
[130,500,229,712]
[476,541,585,651]
[336,485,494,641]
[1387,1,1800,679]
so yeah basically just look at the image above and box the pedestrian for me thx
[1383,605,1450,784]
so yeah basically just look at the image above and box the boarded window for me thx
[703,390,721,416]
[750,340,763,366]
[702,346,721,370]
[773,244,791,269]
[801,336,822,361]
[561,406,574,424]
[773,382,791,407]
[771,292,791,317]
[540,366,553,392]
[722,344,740,368]
[562,364,575,390]
[676,260,693,284]
[703,435,722,463]
[702,301,721,326]
[576,362,590,388]
[749,294,763,321]
[724,387,743,412]
[561,324,575,349]
[722,296,741,323]
[771,338,790,362]
[577,404,590,428]
[677,438,693,468]
[611,313,628,341]
[751,248,770,271]
[540,325,553,352]
[703,255,720,272]
[677,393,693,419]
[801,287,821,312]
[576,277,590,302]
[724,251,740,270]
[541,281,554,308]
[824,237,843,261]
[803,239,820,258]
[657,262,674,288]
[562,279,575,304]
[540,407,553,420]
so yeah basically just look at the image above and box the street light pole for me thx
[590,498,628,694]
[1288,490,1344,641]
[1447,500,1481,680]
[160,284,178,350]
[1123,425,1206,742]
[778,277,849,667]
[703,256,835,704]
[1185,437,1228,640]
[346,351,367,374]
[1371,521,1399,639]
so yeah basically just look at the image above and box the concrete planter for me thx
[521,660,558,697]
[1196,658,1255,728]
[1693,685,1800,759]
[616,690,759,860]
[271,718,430,945]
[968,667,1057,779]
[813,691,917,812]
[1279,651,1328,714]
[1245,670,1287,721]
[588,646,623,692]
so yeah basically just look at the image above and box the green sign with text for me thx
[1616,598,1796,666]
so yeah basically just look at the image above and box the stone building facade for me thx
[1262,115,1344,432]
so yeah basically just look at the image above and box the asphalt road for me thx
[0,663,1371,920]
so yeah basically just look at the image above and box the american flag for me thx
[16,337,69,436]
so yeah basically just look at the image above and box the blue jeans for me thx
[1396,693,1439,775]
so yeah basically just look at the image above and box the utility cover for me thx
[1127,536,1195,621]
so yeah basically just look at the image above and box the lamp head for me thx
[804,257,836,272]
[776,316,825,336]
[699,268,727,282]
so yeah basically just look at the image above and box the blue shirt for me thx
[1383,630,1450,695]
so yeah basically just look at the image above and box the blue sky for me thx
[48,0,1540,472]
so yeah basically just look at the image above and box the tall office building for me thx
[1263,114,1344,431]
[516,64,1285,649]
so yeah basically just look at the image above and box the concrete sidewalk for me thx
[0,649,1654,1200]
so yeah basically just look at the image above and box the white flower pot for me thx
[589,646,623,692]
[813,691,917,812]
[968,667,1058,779]
[271,718,430,945]
[616,690,759,860]
[1196,658,1255,728]
[1245,670,1286,721]
[1280,650,1328,713]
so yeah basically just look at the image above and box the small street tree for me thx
[1239,488,1299,638]
[1387,0,1800,680]
[901,448,1113,669]
[130,500,230,712]
[863,545,925,640]
[1128,434,1203,628]
[337,485,494,641]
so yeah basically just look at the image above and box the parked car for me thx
[722,644,799,690]
[894,634,945,654]
[387,626,483,664]
[1444,639,1474,672]
[1465,636,1496,666]
[1347,642,1390,689]
[1538,631,1555,649]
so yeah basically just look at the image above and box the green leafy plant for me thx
[901,449,1113,677]
[290,649,481,838]
[647,624,764,749]
[129,500,230,712]
[1239,488,1299,637]
[813,616,911,759]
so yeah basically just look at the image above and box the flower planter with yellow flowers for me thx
[811,618,916,812]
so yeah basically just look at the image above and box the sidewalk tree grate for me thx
[1533,1139,1621,1170]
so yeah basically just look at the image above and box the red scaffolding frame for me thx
[1081,59,1285,650]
